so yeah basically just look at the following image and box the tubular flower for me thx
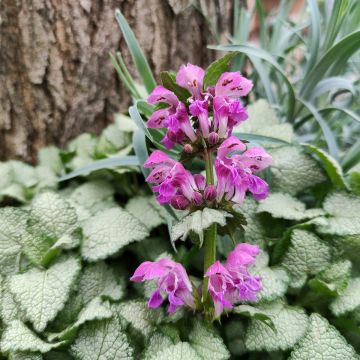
[144,150,203,208]
[215,136,272,204]
[205,243,262,317]
[146,64,253,145]
[130,258,194,313]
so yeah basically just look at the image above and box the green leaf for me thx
[257,193,324,221]
[114,8,156,93]
[0,208,27,275]
[170,209,232,245]
[142,333,173,359]
[70,317,133,360]
[189,321,230,360]
[316,192,360,236]
[235,99,295,144]
[289,314,358,359]
[308,260,352,297]
[133,129,150,178]
[303,143,347,189]
[48,297,113,341]
[269,145,327,195]
[203,52,239,88]
[0,320,64,354]
[115,300,163,337]
[21,192,79,266]
[0,277,24,325]
[58,156,139,182]
[330,278,360,316]
[81,207,149,261]
[125,196,166,231]
[251,252,290,302]
[8,352,43,360]
[146,342,201,360]
[9,257,80,332]
[77,262,124,305]
[304,0,320,74]
[281,229,331,289]
[233,305,275,331]
[245,301,308,352]
[160,71,191,102]
[38,146,63,175]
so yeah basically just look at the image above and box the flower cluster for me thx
[130,62,270,319]
[147,64,253,149]
[144,135,272,209]
[205,243,261,317]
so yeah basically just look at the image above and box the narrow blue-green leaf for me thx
[58,156,139,181]
[304,0,320,74]
[115,8,156,93]
[310,77,356,100]
[248,56,277,105]
[209,43,296,122]
[129,102,153,141]
[298,98,339,159]
[233,132,290,145]
[255,0,269,49]
[132,130,149,178]
[342,138,360,171]
[300,30,360,98]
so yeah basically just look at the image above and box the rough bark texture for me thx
[0,0,233,162]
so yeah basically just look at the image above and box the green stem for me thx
[202,147,217,304]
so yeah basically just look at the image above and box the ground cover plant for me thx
[0,1,360,359]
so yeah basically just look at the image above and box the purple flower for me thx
[130,258,194,313]
[176,63,205,99]
[205,243,262,317]
[225,244,262,302]
[205,261,235,317]
[215,136,272,205]
[189,98,210,137]
[147,86,196,149]
[215,72,253,98]
[144,150,203,207]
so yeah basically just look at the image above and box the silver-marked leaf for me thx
[81,207,149,261]
[0,208,27,275]
[142,333,173,359]
[189,321,230,360]
[125,196,166,231]
[245,301,308,352]
[1,277,24,324]
[0,320,64,354]
[171,209,232,244]
[8,352,43,360]
[234,305,275,331]
[70,318,133,360]
[269,146,326,195]
[281,229,331,289]
[289,314,357,360]
[147,342,201,360]
[9,257,80,332]
[257,193,324,221]
[330,278,360,316]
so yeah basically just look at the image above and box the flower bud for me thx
[204,185,217,202]
[194,174,206,190]
[208,132,219,145]
[170,195,190,210]
[192,192,203,206]
[183,144,194,153]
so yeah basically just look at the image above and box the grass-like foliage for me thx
[0,1,360,359]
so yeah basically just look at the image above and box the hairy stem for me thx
[202,146,217,304]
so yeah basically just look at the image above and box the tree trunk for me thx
[0,0,233,162]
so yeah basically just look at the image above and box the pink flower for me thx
[215,136,272,204]
[147,86,196,149]
[205,243,262,317]
[176,63,205,99]
[144,150,203,207]
[215,72,253,98]
[130,258,194,313]
[205,261,235,317]
[189,98,210,138]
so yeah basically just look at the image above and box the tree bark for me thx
[0,0,233,162]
